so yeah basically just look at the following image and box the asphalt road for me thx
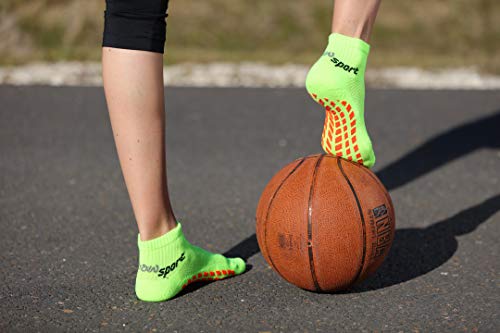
[1,87,499,332]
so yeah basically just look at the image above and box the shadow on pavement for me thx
[224,234,259,260]
[224,110,500,291]
[379,111,500,191]
[352,193,500,291]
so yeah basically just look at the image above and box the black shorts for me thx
[102,0,169,54]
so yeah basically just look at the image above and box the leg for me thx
[306,0,381,168]
[102,0,245,302]
[332,0,381,42]
[103,47,176,241]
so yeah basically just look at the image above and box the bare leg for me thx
[101,1,246,303]
[332,0,381,42]
[102,47,176,241]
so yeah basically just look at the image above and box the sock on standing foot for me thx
[135,223,246,302]
[306,33,376,168]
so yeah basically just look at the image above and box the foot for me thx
[306,33,376,168]
[135,223,246,302]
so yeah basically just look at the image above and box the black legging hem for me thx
[102,0,169,54]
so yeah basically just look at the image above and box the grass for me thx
[1,0,499,73]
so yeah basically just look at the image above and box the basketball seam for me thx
[307,154,324,292]
[337,158,367,285]
[359,166,396,256]
[325,154,394,211]
[263,158,306,282]
[359,166,395,213]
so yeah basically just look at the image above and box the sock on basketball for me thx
[135,223,246,302]
[306,33,375,168]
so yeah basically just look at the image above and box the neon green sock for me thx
[306,33,375,168]
[135,223,246,302]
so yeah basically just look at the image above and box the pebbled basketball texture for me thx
[256,154,395,292]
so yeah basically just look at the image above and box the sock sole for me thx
[181,268,237,290]
[311,93,372,166]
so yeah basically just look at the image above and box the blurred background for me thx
[1,0,499,73]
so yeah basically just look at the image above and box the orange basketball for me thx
[256,154,395,292]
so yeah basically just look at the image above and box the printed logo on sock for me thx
[157,252,186,278]
[323,51,335,58]
[330,57,359,75]
[139,264,160,273]
[138,252,186,278]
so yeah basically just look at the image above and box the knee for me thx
[103,0,170,54]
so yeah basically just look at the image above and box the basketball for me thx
[256,154,395,292]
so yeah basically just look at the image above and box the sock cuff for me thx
[328,33,370,56]
[138,223,184,250]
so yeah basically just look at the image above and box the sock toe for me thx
[229,257,246,275]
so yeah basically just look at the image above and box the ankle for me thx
[138,215,177,241]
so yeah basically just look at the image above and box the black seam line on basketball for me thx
[263,158,306,281]
[360,166,395,218]
[337,158,367,284]
[307,154,324,292]
[360,168,396,245]
[330,155,393,208]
